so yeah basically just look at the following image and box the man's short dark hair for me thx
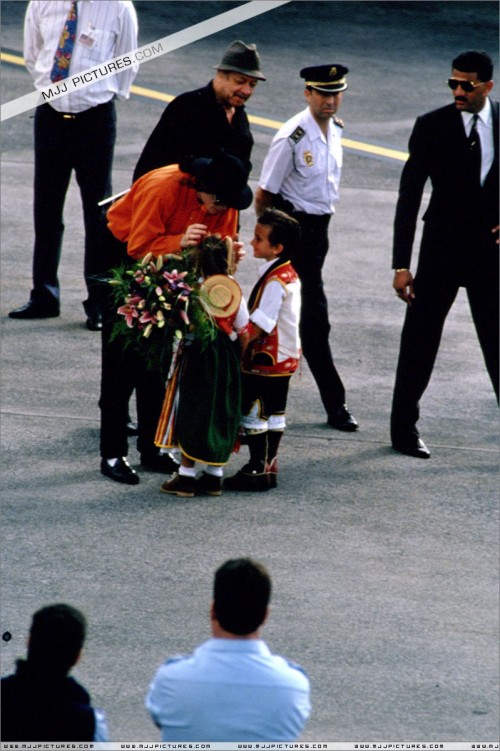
[452,50,494,82]
[27,604,87,676]
[213,558,271,635]
[257,209,301,261]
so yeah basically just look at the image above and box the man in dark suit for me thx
[390,50,499,458]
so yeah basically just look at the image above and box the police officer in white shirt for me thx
[9,0,138,330]
[255,64,358,431]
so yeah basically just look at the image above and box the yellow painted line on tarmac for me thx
[342,138,407,161]
[1,52,23,65]
[129,84,175,104]
[1,51,408,161]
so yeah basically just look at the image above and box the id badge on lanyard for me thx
[77,23,96,49]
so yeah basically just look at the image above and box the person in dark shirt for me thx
[133,39,265,181]
[1,603,107,741]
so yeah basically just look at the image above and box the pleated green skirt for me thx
[155,331,242,465]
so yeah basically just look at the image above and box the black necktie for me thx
[468,113,482,182]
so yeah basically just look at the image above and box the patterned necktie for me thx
[50,1,78,83]
[468,113,482,182]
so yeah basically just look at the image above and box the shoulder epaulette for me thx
[333,116,344,129]
[289,126,306,144]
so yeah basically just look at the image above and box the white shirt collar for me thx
[461,97,492,128]
[258,258,281,277]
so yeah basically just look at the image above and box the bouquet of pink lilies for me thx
[108,251,214,367]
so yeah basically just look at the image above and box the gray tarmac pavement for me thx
[1,1,499,743]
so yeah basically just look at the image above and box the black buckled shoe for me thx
[101,457,139,484]
[327,405,359,431]
[223,465,270,492]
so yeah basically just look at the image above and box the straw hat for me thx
[200,275,242,318]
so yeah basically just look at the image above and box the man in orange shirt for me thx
[99,152,252,484]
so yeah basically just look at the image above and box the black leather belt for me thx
[292,211,331,225]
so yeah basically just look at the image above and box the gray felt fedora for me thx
[215,40,266,81]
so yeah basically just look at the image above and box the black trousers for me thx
[97,230,168,459]
[292,211,346,416]
[391,228,499,440]
[31,101,116,309]
[241,372,292,419]
[99,315,168,460]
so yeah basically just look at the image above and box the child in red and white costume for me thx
[224,209,301,491]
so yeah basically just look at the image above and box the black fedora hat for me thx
[215,40,266,81]
[181,152,253,211]
[300,64,349,93]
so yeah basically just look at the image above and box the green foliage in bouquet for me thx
[108,250,216,369]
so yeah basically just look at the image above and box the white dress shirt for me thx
[461,97,494,185]
[250,259,301,362]
[259,106,343,215]
[24,0,138,113]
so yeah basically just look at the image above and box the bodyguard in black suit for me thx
[391,50,499,458]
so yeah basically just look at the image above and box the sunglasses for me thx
[198,189,227,207]
[447,78,484,93]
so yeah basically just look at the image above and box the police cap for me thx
[300,64,349,93]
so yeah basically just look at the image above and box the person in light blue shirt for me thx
[145,558,311,741]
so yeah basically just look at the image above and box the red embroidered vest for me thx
[242,260,300,376]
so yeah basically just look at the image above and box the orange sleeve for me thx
[125,177,186,259]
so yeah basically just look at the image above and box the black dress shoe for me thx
[140,452,180,474]
[9,299,59,320]
[101,457,139,484]
[392,436,430,459]
[85,310,103,331]
[327,405,359,431]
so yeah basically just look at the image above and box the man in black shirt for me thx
[133,40,265,181]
